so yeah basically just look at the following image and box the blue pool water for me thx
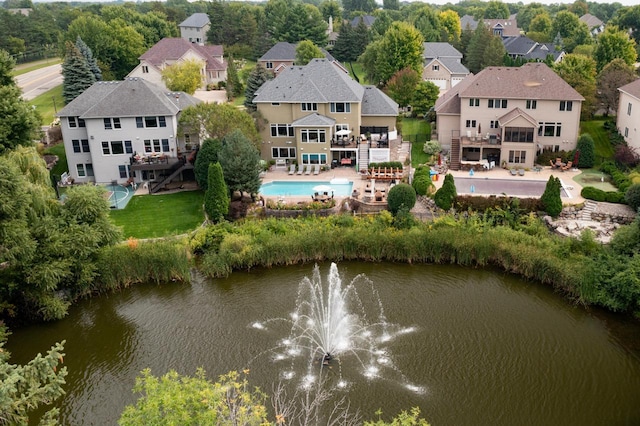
[260,180,353,196]
[104,184,133,209]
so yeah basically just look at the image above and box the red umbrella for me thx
[438,153,442,165]
[573,150,580,168]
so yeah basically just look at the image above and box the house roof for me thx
[434,73,477,114]
[618,78,640,100]
[460,14,477,30]
[427,57,470,75]
[291,113,336,127]
[139,38,225,71]
[498,107,538,127]
[362,86,398,116]
[484,18,521,37]
[459,63,584,101]
[502,36,564,62]
[253,59,364,104]
[179,13,210,28]
[258,42,336,63]
[351,15,376,27]
[423,42,463,60]
[579,13,604,29]
[57,78,200,118]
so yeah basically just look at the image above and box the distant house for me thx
[617,78,640,151]
[580,13,605,36]
[179,13,210,45]
[460,14,521,37]
[252,59,398,171]
[258,41,344,76]
[57,78,201,190]
[127,38,226,90]
[434,63,583,170]
[326,16,338,48]
[7,8,31,16]
[422,42,470,93]
[350,15,376,28]
[503,36,565,63]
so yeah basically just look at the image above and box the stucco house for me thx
[127,38,226,90]
[252,58,398,172]
[617,78,640,152]
[422,42,470,93]
[57,78,201,192]
[179,13,210,45]
[434,63,583,170]
[258,41,342,76]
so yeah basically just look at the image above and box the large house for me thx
[460,14,521,36]
[252,58,398,171]
[57,78,201,192]
[422,42,470,93]
[127,38,226,90]
[257,41,342,76]
[617,78,640,152]
[579,13,605,36]
[503,36,564,63]
[179,13,210,45]
[434,63,583,170]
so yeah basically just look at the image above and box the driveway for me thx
[15,64,63,101]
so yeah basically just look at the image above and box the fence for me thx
[402,133,431,144]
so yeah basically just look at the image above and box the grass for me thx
[30,85,64,126]
[43,142,68,179]
[580,119,614,164]
[12,57,61,76]
[572,169,618,192]
[401,118,432,167]
[109,190,205,239]
[346,62,369,85]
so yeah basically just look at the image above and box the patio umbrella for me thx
[335,129,352,136]
[312,185,333,193]
[573,150,580,168]
[477,123,481,135]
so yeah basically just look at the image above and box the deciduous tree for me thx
[161,59,202,95]
[409,5,441,42]
[597,58,636,115]
[516,3,547,32]
[554,53,597,119]
[594,26,637,72]
[204,162,229,223]
[384,67,421,109]
[483,0,510,19]
[218,129,262,194]
[411,81,440,117]
[552,11,592,53]
[179,103,260,147]
[439,10,461,44]
[295,40,324,65]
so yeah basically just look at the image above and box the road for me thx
[15,64,63,101]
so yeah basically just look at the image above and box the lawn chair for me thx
[297,165,304,175]
[304,165,312,175]
[510,168,517,176]
[518,168,525,176]
[561,161,573,171]
[288,164,296,175]
[313,164,320,175]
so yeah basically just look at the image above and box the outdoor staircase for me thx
[580,200,597,221]
[358,142,369,172]
[450,137,461,171]
[150,161,194,194]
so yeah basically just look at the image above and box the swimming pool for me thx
[260,180,353,196]
[453,177,570,198]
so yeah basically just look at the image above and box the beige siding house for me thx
[422,42,470,93]
[179,13,210,45]
[434,63,583,170]
[252,59,398,171]
[617,79,640,152]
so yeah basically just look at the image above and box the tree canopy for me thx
[553,53,597,120]
[179,103,260,148]
[384,67,421,109]
[62,40,96,104]
[597,58,637,115]
[295,40,324,65]
[594,26,637,72]
[218,129,262,194]
[161,59,203,94]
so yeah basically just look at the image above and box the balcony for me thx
[460,134,501,146]
[130,153,183,171]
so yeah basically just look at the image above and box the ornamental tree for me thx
[387,183,417,215]
[575,133,595,168]
[541,175,562,217]
[161,59,202,95]
[204,162,229,223]
[218,129,262,194]
[434,173,457,210]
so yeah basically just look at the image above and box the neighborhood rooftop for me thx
[618,78,640,100]
[179,12,210,28]
[139,38,225,71]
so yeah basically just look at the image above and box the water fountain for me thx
[252,263,423,393]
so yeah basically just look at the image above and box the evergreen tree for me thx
[332,23,356,63]
[244,64,271,112]
[225,55,243,100]
[62,41,96,104]
[575,133,595,168]
[204,162,229,223]
[0,49,16,87]
[466,21,491,73]
[482,35,506,68]
[194,138,222,190]
[434,173,457,210]
[218,129,262,194]
[75,36,102,81]
[295,40,324,65]
[541,175,562,217]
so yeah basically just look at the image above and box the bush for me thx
[625,183,640,211]
[614,145,640,169]
[387,183,416,214]
[434,173,456,210]
[605,191,626,203]
[456,195,542,213]
[541,175,562,217]
[369,161,403,170]
[423,140,441,156]
[600,161,632,192]
[414,165,430,178]
[576,133,595,168]
[581,186,606,201]
[412,175,433,196]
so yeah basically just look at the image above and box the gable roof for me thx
[253,59,364,104]
[291,113,336,127]
[179,13,210,28]
[362,86,398,116]
[619,78,640,100]
[460,14,478,31]
[140,38,225,71]
[502,36,564,62]
[423,42,463,60]
[259,42,336,63]
[459,63,583,101]
[427,57,470,75]
[351,15,376,27]
[483,18,521,37]
[434,73,476,114]
[57,78,200,118]
[498,107,538,127]
[579,13,604,29]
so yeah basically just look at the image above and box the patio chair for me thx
[510,168,517,176]
[297,165,304,175]
[313,164,320,175]
[305,165,312,175]
[561,161,573,171]
[288,164,296,175]
[518,168,525,176]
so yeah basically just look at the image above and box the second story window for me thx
[136,116,167,128]
[628,103,632,115]
[68,116,86,128]
[488,99,508,109]
[559,101,573,111]
[270,124,294,137]
[469,98,479,107]
[142,65,149,73]
[432,64,439,71]
[301,103,318,112]
[526,100,537,109]
[104,118,121,130]
[330,102,350,113]
[266,62,273,69]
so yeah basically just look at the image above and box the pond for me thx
[8,263,640,425]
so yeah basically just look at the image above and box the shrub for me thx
[387,183,416,215]
[605,191,626,203]
[581,186,606,201]
[434,173,456,210]
[412,175,433,196]
[414,165,430,178]
[600,161,632,192]
[369,161,403,170]
[541,175,562,217]
[625,183,640,211]
[576,133,595,168]
[614,145,640,169]
[423,140,441,156]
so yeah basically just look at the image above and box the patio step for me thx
[358,143,369,171]
[450,138,461,170]
[580,200,597,221]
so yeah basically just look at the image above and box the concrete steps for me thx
[581,200,597,221]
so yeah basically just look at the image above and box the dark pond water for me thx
[8,263,640,425]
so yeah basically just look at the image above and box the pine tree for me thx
[218,129,262,194]
[194,138,222,190]
[243,64,270,112]
[75,36,102,81]
[466,21,491,73]
[204,162,229,223]
[541,175,562,217]
[225,56,243,100]
[434,173,457,210]
[62,41,96,104]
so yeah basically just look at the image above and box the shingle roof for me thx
[57,78,200,118]
[483,18,521,37]
[362,86,398,115]
[253,59,364,103]
[502,36,564,62]
[351,15,376,27]
[460,15,478,30]
[423,42,463,59]
[139,38,225,71]
[259,42,336,63]
[459,63,584,101]
[619,78,640,100]
[179,13,210,28]
[291,113,336,127]
[438,58,470,75]
[498,107,538,126]
[434,73,476,113]
[579,13,604,29]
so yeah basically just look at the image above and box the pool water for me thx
[103,184,133,209]
[260,180,353,196]
[453,177,570,198]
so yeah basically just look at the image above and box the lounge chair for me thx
[313,164,320,175]
[561,161,573,171]
[518,168,525,176]
[304,165,312,175]
[510,168,517,176]
[288,164,296,175]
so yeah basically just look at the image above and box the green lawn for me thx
[30,85,64,126]
[44,143,68,179]
[12,57,61,76]
[346,62,368,85]
[109,191,205,239]
[580,119,614,164]
[402,118,432,167]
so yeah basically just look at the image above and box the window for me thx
[465,120,477,128]
[111,141,124,155]
[102,141,110,155]
[145,116,158,128]
[142,65,149,73]
[330,103,350,113]
[432,64,439,71]
[301,129,326,143]
[103,118,121,130]
[104,118,112,130]
[136,116,164,128]
[68,117,85,128]
[301,103,318,111]
[77,164,85,177]
[153,139,161,152]
[336,124,349,133]
[560,101,573,111]
[302,153,327,165]
[628,103,632,116]
[71,139,90,153]
[161,138,169,152]
[72,140,81,153]
[125,140,133,154]
[118,165,128,179]
[508,150,526,163]
[270,124,294,137]
[272,147,296,158]
[158,117,166,127]
[271,102,280,106]
[625,127,629,137]
[526,100,537,110]
[490,120,499,129]
[538,122,562,137]
[81,139,89,152]
[136,117,143,128]
[469,98,480,107]
[488,99,508,108]
[144,139,152,153]
[504,127,534,143]
[184,134,191,144]
[86,163,94,177]
[266,62,273,69]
